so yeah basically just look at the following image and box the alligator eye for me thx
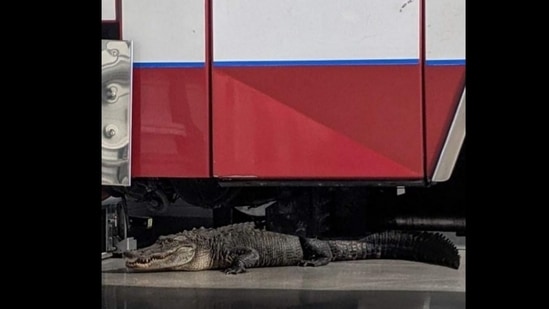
[159,239,172,247]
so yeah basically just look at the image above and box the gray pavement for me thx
[102,249,465,308]
[105,201,465,308]
[103,250,465,291]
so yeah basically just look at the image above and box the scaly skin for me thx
[124,222,460,274]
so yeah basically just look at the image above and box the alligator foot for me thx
[223,258,249,275]
[224,265,247,274]
[298,257,330,267]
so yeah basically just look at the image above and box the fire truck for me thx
[101,0,465,252]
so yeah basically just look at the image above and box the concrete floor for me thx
[102,249,465,308]
[105,201,465,308]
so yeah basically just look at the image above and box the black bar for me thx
[218,180,427,188]
[388,216,466,232]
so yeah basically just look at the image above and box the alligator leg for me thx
[298,238,333,267]
[224,247,260,274]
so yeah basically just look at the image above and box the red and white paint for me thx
[121,0,210,177]
[112,0,465,181]
[212,0,423,178]
[425,0,466,177]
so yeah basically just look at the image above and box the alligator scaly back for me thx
[326,231,460,269]
[174,222,258,240]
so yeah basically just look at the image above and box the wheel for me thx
[144,190,170,214]
[172,179,240,208]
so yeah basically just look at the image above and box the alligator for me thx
[124,222,460,274]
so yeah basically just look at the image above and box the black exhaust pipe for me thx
[387,216,465,234]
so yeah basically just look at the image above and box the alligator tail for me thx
[327,231,460,269]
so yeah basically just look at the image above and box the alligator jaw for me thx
[125,254,171,269]
[123,241,177,270]
[124,242,197,271]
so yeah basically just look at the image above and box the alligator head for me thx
[124,234,196,271]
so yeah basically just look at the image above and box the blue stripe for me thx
[134,62,205,68]
[214,59,419,67]
[426,59,466,66]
